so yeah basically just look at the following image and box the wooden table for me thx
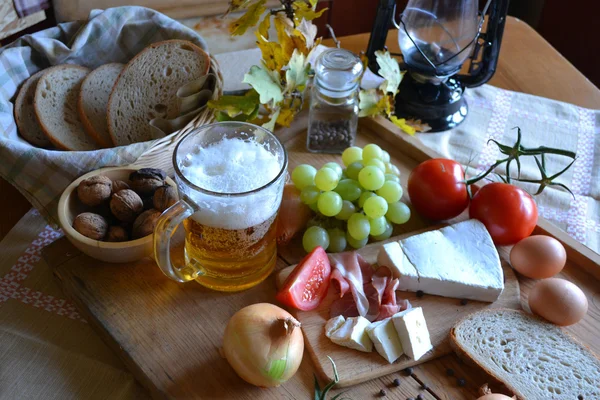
[3,16,600,399]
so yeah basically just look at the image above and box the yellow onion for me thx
[477,384,516,400]
[223,303,304,387]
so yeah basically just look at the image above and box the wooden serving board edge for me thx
[360,116,600,281]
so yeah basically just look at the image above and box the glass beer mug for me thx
[154,122,288,292]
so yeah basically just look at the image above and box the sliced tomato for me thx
[276,246,331,311]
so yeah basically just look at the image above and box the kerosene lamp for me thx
[366,0,510,132]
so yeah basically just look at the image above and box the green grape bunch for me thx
[290,143,412,253]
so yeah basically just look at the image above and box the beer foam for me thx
[182,138,281,193]
[180,137,285,230]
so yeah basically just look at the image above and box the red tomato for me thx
[470,182,538,245]
[408,159,469,220]
[276,246,331,311]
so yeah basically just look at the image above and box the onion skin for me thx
[223,303,304,387]
[477,395,516,400]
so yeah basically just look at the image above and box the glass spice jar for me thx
[307,49,364,153]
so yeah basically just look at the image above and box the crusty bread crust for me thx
[33,64,92,151]
[14,70,52,148]
[78,63,124,148]
[450,308,600,400]
[106,39,210,147]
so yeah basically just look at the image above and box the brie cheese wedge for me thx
[328,316,373,352]
[366,317,404,363]
[392,307,432,361]
[377,219,504,302]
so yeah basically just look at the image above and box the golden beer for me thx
[154,122,287,292]
[182,214,278,291]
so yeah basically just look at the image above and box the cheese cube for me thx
[329,316,373,352]
[366,317,404,363]
[392,307,433,361]
[325,315,346,338]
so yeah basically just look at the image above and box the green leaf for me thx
[229,0,266,36]
[243,65,283,105]
[285,50,309,92]
[215,104,259,122]
[207,90,260,117]
[262,109,281,131]
[375,50,403,95]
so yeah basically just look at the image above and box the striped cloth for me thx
[0,6,208,226]
[13,0,50,18]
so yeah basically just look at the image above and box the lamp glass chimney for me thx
[398,0,478,77]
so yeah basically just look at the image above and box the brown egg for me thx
[528,278,588,326]
[510,235,567,279]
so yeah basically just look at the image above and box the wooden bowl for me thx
[57,166,176,263]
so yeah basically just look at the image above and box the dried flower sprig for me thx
[314,356,351,400]
[466,127,577,197]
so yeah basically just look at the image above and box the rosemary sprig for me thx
[314,356,351,400]
[466,127,576,197]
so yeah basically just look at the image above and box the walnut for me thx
[77,175,112,206]
[129,168,166,196]
[132,209,161,239]
[153,185,178,211]
[105,226,129,242]
[73,212,108,240]
[110,189,143,222]
[112,180,130,193]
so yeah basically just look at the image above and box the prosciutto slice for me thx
[329,252,411,322]
[328,252,373,317]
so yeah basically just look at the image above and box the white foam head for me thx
[180,137,284,230]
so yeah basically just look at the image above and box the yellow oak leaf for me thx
[274,14,295,65]
[359,89,388,117]
[255,34,287,71]
[229,0,266,36]
[262,109,281,131]
[257,12,270,40]
[405,118,432,133]
[226,0,254,14]
[390,116,417,136]
[276,106,295,127]
[292,2,327,21]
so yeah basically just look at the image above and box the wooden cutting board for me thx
[284,229,520,387]
[43,116,591,398]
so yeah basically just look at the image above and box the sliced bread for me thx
[78,63,124,147]
[14,70,52,148]
[34,65,98,151]
[450,309,600,399]
[107,40,210,146]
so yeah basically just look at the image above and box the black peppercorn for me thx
[460,299,468,306]
[416,290,424,298]
[407,398,415,400]
[457,378,466,387]
[420,383,428,390]
[404,367,413,376]
[446,368,454,376]
[578,396,584,400]
[393,378,401,387]
[379,388,386,397]
[416,395,424,400]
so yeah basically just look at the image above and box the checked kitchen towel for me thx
[13,0,50,18]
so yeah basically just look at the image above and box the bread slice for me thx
[78,63,124,147]
[34,65,98,151]
[107,40,210,146]
[450,309,600,399]
[14,70,52,148]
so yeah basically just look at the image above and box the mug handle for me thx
[154,200,200,283]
